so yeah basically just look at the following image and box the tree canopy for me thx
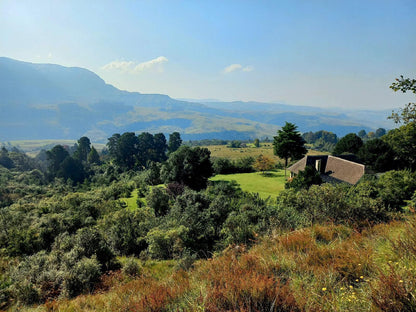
[333,133,363,155]
[273,122,307,175]
[168,132,182,154]
[389,76,416,124]
[161,146,213,190]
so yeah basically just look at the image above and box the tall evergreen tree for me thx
[273,122,307,176]
[168,132,182,154]
[74,136,91,162]
[87,146,101,165]
[333,133,363,155]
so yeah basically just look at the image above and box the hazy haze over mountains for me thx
[0,57,394,142]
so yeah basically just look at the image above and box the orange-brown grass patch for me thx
[197,249,299,312]
[371,265,416,312]
[312,223,352,244]
[43,270,191,312]
[277,229,316,253]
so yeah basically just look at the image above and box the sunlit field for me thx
[210,170,287,199]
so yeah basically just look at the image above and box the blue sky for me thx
[1,0,415,109]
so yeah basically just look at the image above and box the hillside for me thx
[0,57,394,142]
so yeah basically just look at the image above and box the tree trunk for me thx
[284,158,288,177]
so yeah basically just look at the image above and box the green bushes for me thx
[212,156,254,174]
[9,228,118,303]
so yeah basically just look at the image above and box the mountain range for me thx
[0,57,394,142]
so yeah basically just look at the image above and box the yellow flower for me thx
[399,280,404,283]
[349,285,353,289]
[355,279,359,282]
[322,287,327,291]
[360,276,364,279]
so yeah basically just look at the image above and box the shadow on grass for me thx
[259,171,286,178]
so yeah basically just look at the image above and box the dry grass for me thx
[206,144,326,162]
[20,217,416,312]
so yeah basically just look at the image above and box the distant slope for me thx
[0,57,394,142]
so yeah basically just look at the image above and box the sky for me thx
[0,0,415,109]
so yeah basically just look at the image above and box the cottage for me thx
[287,155,365,185]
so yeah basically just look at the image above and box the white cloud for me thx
[223,64,242,74]
[101,56,168,74]
[133,56,168,73]
[242,65,254,72]
[223,63,254,74]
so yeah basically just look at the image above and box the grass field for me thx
[205,143,327,162]
[120,189,141,210]
[210,170,287,199]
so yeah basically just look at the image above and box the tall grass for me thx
[20,216,416,312]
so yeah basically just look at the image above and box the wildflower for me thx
[322,287,327,291]
[349,285,353,289]
[360,276,364,279]
[340,287,344,290]
[355,279,359,282]
[399,280,404,283]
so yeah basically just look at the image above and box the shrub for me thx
[146,187,170,217]
[377,170,416,211]
[146,226,188,259]
[122,258,142,277]
[62,256,101,298]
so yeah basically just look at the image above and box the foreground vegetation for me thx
[18,216,416,312]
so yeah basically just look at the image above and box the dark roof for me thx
[288,155,365,185]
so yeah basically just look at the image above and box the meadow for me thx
[210,171,287,199]
[206,143,327,161]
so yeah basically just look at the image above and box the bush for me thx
[122,258,142,277]
[146,187,170,217]
[146,226,188,259]
[377,170,416,211]
[62,256,101,298]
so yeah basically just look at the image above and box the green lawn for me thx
[120,189,141,210]
[210,170,287,199]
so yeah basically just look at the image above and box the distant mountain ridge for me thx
[0,57,394,142]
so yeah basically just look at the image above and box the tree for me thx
[253,138,260,148]
[0,147,14,169]
[87,146,100,165]
[168,132,182,154]
[375,128,386,138]
[107,132,139,170]
[74,137,91,162]
[58,156,86,184]
[273,122,307,176]
[383,122,416,170]
[153,133,168,162]
[285,165,322,191]
[357,130,367,139]
[333,133,363,155]
[137,132,155,167]
[389,75,416,124]
[46,145,69,174]
[357,139,395,172]
[253,154,274,174]
[161,146,213,190]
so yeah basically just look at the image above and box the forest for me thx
[1,77,416,311]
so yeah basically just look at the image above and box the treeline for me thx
[302,128,387,153]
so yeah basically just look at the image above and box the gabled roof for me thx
[288,155,365,185]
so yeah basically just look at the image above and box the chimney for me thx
[315,159,321,172]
